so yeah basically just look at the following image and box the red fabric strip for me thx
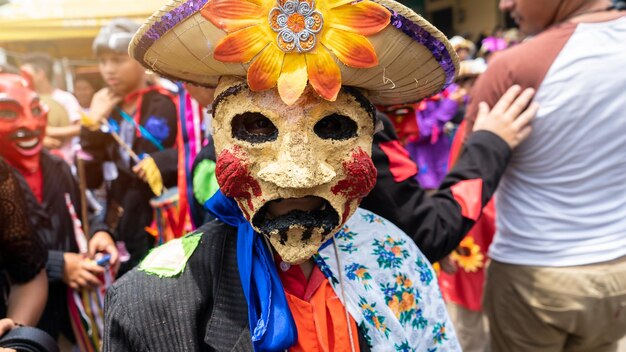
[378,140,418,182]
[450,178,483,221]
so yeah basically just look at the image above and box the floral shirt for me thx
[314,208,461,351]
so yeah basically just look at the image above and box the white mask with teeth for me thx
[212,76,378,264]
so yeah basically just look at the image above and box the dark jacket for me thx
[81,89,179,275]
[104,220,372,352]
[363,115,510,262]
[13,151,82,340]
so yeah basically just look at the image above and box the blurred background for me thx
[0,0,512,91]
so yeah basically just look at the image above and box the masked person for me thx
[0,70,119,344]
[81,18,180,275]
[103,0,537,350]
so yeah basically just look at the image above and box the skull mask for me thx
[212,77,377,264]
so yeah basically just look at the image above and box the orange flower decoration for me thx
[202,0,391,105]
[450,236,484,273]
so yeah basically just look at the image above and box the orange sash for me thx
[285,276,360,352]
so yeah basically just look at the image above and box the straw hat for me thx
[129,0,458,105]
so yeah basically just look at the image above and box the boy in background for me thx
[81,18,179,275]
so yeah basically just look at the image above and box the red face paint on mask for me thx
[216,146,263,219]
[331,147,377,222]
[0,74,47,175]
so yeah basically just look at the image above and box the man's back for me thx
[485,16,626,266]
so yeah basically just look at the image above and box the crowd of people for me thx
[0,0,625,351]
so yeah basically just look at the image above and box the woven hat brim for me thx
[130,0,459,105]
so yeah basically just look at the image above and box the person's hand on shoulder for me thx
[473,85,539,149]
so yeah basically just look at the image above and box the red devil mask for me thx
[0,73,47,174]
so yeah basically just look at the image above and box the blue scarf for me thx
[205,190,297,351]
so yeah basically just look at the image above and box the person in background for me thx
[449,35,477,61]
[73,76,99,113]
[465,0,626,350]
[20,53,82,165]
[0,67,118,346]
[404,84,467,192]
[503,28,523,47]
[449,59,489,131]
[81,18,179,275]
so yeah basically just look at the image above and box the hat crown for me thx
[129,0,459,105]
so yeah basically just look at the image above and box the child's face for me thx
[73,79,95,109]
[98,51,145,96]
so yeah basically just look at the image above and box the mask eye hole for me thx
[314,114,357,140]
[31,106,43,117]
[0,109,17,120]
[232,112,278,143]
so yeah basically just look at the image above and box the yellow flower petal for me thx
[201,0,265,32]
[277,54,308,105]
[326,0,355,9]
[329,1,391,36]
[322,28,379,68]
[247,44,284,91]
[214,26,271,63]
[306,48,341,101]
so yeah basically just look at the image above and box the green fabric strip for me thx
[139,232,202,277]
[193,159,220,205]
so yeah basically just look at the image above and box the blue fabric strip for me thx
[116,107,165,151]
[205,191,297,351]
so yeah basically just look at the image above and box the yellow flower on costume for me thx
[201,0,391,105]
[388,296,400,316]
[355,267,368,279]
[450,236,484,273]
[399,292,414,311]
[395,274,412,288]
